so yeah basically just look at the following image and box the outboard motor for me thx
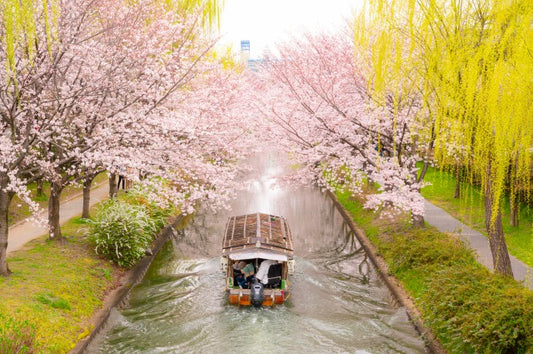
[250,280,264,307]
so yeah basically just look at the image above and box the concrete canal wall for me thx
[326,190,446,354]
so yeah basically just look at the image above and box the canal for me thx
[88,153,427,353]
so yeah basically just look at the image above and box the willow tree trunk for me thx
[454,165,461,199]
[484,182,513,277]
[108,173,117,199]
[82,175,94,219]
[510,198,519,227]
[48,181,64,240]
[509,157,520,227]
[0,187,14,276]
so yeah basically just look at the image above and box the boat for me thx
[220,212,295,307]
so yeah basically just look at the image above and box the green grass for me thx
[336,190,533,353]
[420,165,533,268]
[336,189,380,241]
[0,206,119,353]
[72,216,91,225]
[2,175,180,352]
[35,293,72,310]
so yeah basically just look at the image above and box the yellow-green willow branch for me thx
[1,0,60,81]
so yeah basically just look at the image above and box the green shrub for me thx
[381,228,477,274]
[384,231,533,353]
[88,199,157,268]
[89,180,178,268]
[422,266,533,353]
[122,181,176,228]
[0,314,36,353]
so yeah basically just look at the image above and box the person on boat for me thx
[256,259,278,285]
[234,261,255,288]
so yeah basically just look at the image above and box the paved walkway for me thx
[424,200,533,290]
[7,183,110,254]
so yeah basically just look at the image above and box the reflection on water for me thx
[88,152,426,353]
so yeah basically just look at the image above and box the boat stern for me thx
[227,287,289,307]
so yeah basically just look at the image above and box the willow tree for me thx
[179,0,224,30]
[423,0,532,277]
[0,0,59,80]
[356,0,533,276]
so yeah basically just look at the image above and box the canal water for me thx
[88,153,427,353]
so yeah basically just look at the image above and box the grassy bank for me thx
[0,215,119,353]
[336,189,533,353]
[420,166,532,267]
[1,180,179,352]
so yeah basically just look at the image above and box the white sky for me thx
[218,0,364,59]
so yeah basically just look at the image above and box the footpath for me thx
[7,183,110,254]
[424,200,533,290]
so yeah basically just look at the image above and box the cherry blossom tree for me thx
[0,0,72,274]
[35,0,225,239]
[0,0,252,275]
[96,62,256,216]
[251,32,428,225]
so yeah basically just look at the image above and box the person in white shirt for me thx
[256,259,278,285]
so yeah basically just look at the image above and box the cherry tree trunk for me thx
[82,175,94,219]
[0,187,14,276]
[411,169,425,228]
[417,162,430,183]
[36,179,44,197]
[48,181,64,240]
[484,183,513,277]
[108,173,117,199]
[412,214,425,228]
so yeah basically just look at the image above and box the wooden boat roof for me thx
[222,213,294,257]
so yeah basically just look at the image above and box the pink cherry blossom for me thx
[249,32,428,222]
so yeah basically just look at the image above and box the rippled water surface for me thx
[88,153,426,353]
